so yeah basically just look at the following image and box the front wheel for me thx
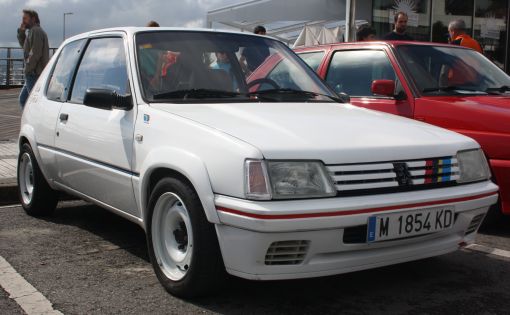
[146,177,225,298]
[17,143,59,216]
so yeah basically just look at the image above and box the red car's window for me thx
[397,45,510,95]
[325,50,396,97]
[297,51,325,71]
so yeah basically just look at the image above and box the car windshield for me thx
[135,31,338,103]
[396,45,510,96]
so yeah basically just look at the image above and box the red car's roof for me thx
[294,40,472,52]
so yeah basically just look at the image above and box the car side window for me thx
[46,39,85,102]
[70,37,129,104]
[297,51,325,71]
[326,50,396,97]
[265,59,303,90]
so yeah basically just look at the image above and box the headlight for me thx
[457,149,491,183]
[245,160,336,200]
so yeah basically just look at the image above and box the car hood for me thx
[422,94,510,111]
[468,95,510,110]
[419,95,510,134]
[151,102,477,164]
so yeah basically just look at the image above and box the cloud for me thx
[25,0,63,8]
[0,0,239,47]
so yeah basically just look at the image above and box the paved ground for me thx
[0,90,20,187]
[0,89,21,141]
[0,201,510,315]
[0,142,17,184]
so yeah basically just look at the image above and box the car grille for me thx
[327,157,459,195]
[264,240,310,265]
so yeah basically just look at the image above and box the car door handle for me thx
[59,113,69,122]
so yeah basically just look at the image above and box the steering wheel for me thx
[247,78,280,90]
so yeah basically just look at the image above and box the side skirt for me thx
[53,181,145,229]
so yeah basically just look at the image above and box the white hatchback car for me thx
[18,27,498,297]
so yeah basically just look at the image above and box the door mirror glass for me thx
[83,88,132,110]
[371,80,395,97]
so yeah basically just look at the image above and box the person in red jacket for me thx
[448,19,483,53]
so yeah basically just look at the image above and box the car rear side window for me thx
[326,50,396,97]
[297,51,325,71]
[46,39,85,102]
[70,37,129,104]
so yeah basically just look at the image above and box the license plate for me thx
[367,207,454,242]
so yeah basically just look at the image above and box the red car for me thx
[289,41,510,216]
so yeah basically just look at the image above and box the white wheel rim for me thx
[19,152,34,205]
[151,192,193,281]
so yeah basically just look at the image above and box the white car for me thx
[18,27,498,297]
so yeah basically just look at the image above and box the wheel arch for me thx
[17,127,54,186]
[138,147,219,227]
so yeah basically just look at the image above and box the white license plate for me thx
[367,207,454,242]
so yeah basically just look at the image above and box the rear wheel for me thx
[146,177,225,298]
[17,143,59,216]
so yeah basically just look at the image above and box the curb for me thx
[0,179,18,206]
[0,179,77,206]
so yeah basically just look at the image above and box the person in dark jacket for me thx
[383,11,414,41]
[17,9,49,109]
[239,25,270,75]
[357,25,377,41]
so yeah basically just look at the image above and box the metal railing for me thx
[0,47,57,88]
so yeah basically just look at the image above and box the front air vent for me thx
[265,240,310,265]
[465,213,485,235]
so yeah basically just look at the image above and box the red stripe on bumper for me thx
[216,192,498,220]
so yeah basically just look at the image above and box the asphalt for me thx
[1,201,510,315]
[0,90,20,205]
[0,89,21,141]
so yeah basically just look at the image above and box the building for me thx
[207,0,510,74]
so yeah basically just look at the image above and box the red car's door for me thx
[318,47,415,118]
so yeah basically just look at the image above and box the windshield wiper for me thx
[485,85,510,94]
[422,86,487,94]
[153,89,242,100]
[247,88,345,103]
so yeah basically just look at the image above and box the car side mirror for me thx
[83,88,133,110]
[371,80,396,97]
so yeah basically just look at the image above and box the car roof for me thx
[294,40,473,51]
[62,27,272,45]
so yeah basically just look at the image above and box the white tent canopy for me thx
[206,0,372,43]
[293,26,343,48]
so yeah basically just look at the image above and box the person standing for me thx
[357,25,377,41]
[239,25,270,74]
[17,9,49,109]
[448,19,483,53]
[146,20,160,27]
[383,11,414,41]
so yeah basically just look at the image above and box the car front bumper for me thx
[213,181,498,280]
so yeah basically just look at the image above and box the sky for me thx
[0,0,240,47]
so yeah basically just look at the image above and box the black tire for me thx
[17,143,59,216]
[146,177,225,298]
